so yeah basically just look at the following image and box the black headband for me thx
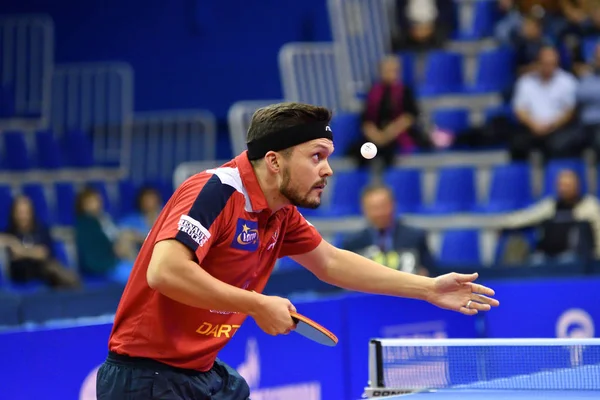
[246,122,333,160]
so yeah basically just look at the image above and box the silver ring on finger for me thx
[466,300,472,309]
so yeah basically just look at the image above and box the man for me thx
[510,46,581,161]
[96,102,499,400]
[341,183,435,276]
[502,169,600,260]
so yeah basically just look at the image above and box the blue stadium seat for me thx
[419,51,464,96]
[543,159,587,197]
[458,0,499,40]
[329,113,361,158]
[329,169,371,216]
[52,240,71,269]
[22,183,50,224]
[276,257,303,271]
[3,131,31,170]
[0,84,15,118]
[118,179,138,217]
[420,166,476,214]
[432,108,470,134]
[439,229,481,266]
[35,130,64,169]
[398,52,415,86]
[479,163,532,213]
[62,130,94,168]
[0,185,13,229]
[54,182,76,226]
[383,168,423,213]
[470,47,515,93]
[583,37,599,62]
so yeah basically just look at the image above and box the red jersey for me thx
[108,152,322,371]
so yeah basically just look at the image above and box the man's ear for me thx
[264,151,281,173]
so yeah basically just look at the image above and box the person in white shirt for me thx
[510,46,583,161]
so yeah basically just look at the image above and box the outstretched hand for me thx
[427,272,500,316]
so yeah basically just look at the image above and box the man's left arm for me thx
[282,208,499,315]
[291,240,433,301]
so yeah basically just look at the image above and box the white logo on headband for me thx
[325,126,331,132]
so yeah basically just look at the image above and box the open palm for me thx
[428,272,500,315]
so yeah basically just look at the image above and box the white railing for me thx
[226,99,281,156]
[327,0,394,105]
[50,62,134,170]
[130,110,217,184]
[0,14,54,121]
[278,42,343,112]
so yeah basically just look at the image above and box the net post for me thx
[368,339,385,388]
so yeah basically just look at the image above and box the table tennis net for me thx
[367,338,600,393]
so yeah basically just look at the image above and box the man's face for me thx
[362,189,395,230]
[278,138,334,209]
[380,58,401,84]
[557,170,579,201]
[539,48,558,78]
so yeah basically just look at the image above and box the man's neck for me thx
[253,164,289,212]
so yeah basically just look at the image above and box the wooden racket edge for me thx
[290,311,339,344]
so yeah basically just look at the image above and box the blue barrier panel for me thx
[344,293,481,400]
[218,296,347,400]
[484,277,600,338]
[0,323,112,399]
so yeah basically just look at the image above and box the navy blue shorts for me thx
[96,352,250,400]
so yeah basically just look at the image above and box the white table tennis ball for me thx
[360,142,377,159]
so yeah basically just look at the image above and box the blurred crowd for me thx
[3,0,600,291]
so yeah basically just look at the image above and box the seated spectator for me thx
[392,0,454,51]
[74,187,137,283]
[518,0,566,39]
[119,186,163,240]
[340,183,434,276]
[515,14,555,76]
[576,43,600,152]
[349,56,427,170]
[502,169,600,261]
[495,0,525,45]
[0,195,80,289]
[563,5,600,76]
[510,46,581,161]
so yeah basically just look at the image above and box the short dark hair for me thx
[361,182,394,202]
[75,186,100,216]
[246,102,332,145]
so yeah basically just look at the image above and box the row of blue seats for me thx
[0,179,173,229]
[300,159,590,217]
[399,37,599,97]
[278,228,561,270]
[0,158,589,230]
[1,129,104,170]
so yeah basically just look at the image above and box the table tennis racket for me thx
[290,311,338,346]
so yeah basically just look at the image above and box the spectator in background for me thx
[577,43,600,153]
[341,183,434,276]
[392,0,454,52]
[510,46,581,161]
[502,169,600,262]
[562,5,600,76]
[515,15,555,76]
[0,195,80,289]
[119,186,163,241]
[495,0,524,45]
[74,187,137,284]
[349,56,427,170]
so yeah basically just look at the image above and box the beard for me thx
[279,166,324,209]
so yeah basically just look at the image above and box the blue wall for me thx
[0,0,332,118]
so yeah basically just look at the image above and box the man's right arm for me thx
[144,174,266,316]
[147,239,264,315]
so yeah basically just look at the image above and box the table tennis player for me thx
[96,102,500,400]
